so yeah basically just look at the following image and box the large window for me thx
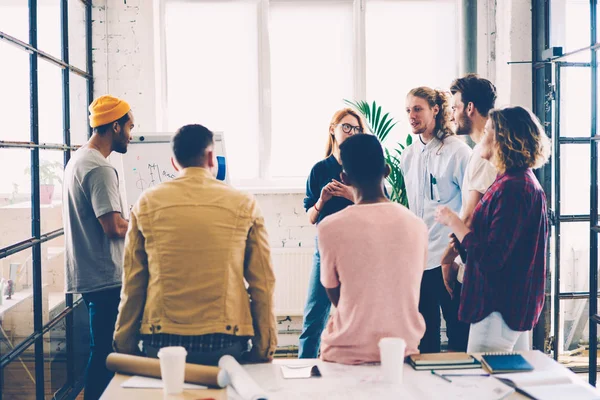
[0,1,92,398]
[164,0,459,187]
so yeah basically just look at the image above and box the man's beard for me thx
[456,112,472,136]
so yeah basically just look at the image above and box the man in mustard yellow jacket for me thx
[113,124,277,365]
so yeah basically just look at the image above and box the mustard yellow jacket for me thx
[113,168,277,361]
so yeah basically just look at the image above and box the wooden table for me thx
[101,350,598,399]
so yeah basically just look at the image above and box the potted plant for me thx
[25,160,63,205]
[344,100,411,207]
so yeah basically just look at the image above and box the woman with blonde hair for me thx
[435,106,550,352]
[299,108,365,358]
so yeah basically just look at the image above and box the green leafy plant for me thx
[25,160,63,186]
[344,99,412,207]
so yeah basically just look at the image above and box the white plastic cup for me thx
[378,337,407,384]
[157,346,188,394]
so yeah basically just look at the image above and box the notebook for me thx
[495,372,600,400]
[481,353,534,374]
[409,352,482,370]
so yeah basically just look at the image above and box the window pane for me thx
[1,343,37,400]
[269,1,354,178]
[0,40,30,142]
[165,1,259,180]
[559,144,589,215]
[39,151,64,234]
[38,57,64,145]
[70,72,90,145]
[366,0,459,149]
[44,319,68,399]
[559,67,591,137]
[559,222,590,293]
[68,0,87,72]
[0,248,34,353]
[550,0,591,62]
[0,3,28,44]
[0,149,32,246]
[38,1,62,58]
[42,236,66,326]
[557,298,600,368]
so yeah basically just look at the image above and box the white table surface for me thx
[102,350,600,400]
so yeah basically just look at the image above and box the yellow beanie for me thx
[89,95,131,128]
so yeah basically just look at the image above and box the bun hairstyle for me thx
[408,86,454,142]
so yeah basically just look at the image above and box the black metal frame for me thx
[533,0,600,387]
[0,0,92,398]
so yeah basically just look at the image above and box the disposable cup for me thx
[157,346,188,394]
[378,337,406,384]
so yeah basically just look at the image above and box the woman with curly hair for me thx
[435,106,550,352]
[401,87,472,353]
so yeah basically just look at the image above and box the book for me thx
[495,371,600,400]
[409,352,482,370]
[410,352,477,365]
[481,353,534,374]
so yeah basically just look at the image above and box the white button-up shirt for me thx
[400,134,472,270]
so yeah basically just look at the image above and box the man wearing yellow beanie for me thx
[62,95,134,400]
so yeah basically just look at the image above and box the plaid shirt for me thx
[459,168,548,331]
[141,333,249,353]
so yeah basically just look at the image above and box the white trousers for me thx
[467,311,531,353]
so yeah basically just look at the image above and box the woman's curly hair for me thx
[488,106,551,173]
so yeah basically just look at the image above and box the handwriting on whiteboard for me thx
[132,163,176,193]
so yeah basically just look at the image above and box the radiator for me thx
[271,247,315,316]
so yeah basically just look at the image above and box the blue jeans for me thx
[82,286,121,400]
[298,238,331,358]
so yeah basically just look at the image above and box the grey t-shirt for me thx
[63,148,124,293]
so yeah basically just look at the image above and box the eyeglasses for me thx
[335,123,364,134]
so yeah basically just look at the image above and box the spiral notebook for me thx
[480,353,534,374]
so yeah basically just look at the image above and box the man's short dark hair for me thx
[340,134,386,187]
[171,124,214,168]
[94,112,130,135]
[450,74,497,117]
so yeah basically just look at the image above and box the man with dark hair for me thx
[63,95,134,400]
[113,124,277,365]
[317,134,427,364]
[439,74,498,351]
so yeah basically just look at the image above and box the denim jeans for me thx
[144,341,246,366]
[298,237,331,358]
[467,311,531,353]
[82,286,121,400]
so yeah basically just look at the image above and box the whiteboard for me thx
[121,132,227,212]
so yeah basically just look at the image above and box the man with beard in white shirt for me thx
[439,74,498,351]
[401,87,471,353]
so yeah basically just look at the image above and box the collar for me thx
[418,134,442,152]
[179,167,215,179]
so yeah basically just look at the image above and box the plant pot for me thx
[40,184,55,205]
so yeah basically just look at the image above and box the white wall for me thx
[91,0,532,249]
[91,0,315,249]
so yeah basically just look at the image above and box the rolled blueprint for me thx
[106,353,230,388]
[218,355,269,400]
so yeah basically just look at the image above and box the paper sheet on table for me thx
[522,383,600,400]
[219,355,268,400]
[121,375,207,389]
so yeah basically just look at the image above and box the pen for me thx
[431,369,452,382]
[441,373,490,377]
